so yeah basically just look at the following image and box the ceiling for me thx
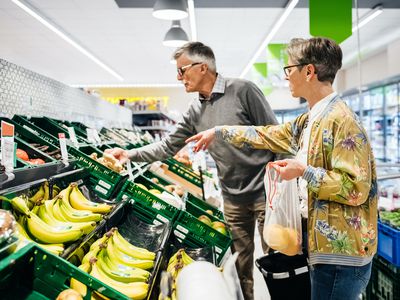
[0,0,399,87]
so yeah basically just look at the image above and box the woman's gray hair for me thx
[173,42,217,73]
[287,37,342,84]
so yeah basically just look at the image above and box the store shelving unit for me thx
[132,110,176,137]
[342,77,400,163]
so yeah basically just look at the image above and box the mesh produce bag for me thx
[263,162,302,256]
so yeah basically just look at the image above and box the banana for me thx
[57,197,103,223]
[0,195,31,215]
[28,185,44,207]
[52,184,61,198]
[70,262,91,297]
[111,230,156,261]
[181,250,194,266]
[82,244,104,265]
[90,262,149,300]
[96,249,150,283]
[106,239,155,270]
[90,228,116,251]
[15,220,64,255]
[43,181,50,201]
[25,214,83,244]
[69,184,112,214]
[37,200,97,234]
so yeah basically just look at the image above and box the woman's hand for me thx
[185,128,216,152]
[104,147,129,164]
[271,159,306,181]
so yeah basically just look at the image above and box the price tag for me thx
[1,121,15,173]
[92,128,102,144]
[67,127,79,147]
[86,128,96,144]
[58,133,69,164]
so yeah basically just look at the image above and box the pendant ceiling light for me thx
[153,0,188,20]
[163,20,189,47]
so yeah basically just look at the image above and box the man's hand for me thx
[104,147,129,164]
[271,159,306,181]
[185,128,216,152]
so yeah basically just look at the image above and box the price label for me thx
[1,121,15,173]
[67,127,79,147]
[58,133,69,164]
[126,161,134,180]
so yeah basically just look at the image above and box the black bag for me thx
[255,251,311,300]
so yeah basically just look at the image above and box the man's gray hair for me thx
[173,42,217,73]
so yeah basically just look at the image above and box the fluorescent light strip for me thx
[239,0,299,78]
[188,0,197,41]
[70,83,184,88]
[12,0,124,81]
[352,6,383,32]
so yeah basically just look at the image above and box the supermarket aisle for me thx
[253,229,270,300]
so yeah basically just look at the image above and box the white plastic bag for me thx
[263,162,302,256]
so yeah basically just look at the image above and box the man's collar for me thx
[199,74,225,102]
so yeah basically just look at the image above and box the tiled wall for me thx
[0,58,131,129]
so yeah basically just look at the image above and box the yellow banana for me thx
[96,249,150,283]
[90,228,116,251]
[70,262,91,297]
[57,198,103,223]
[37,200,97,234]
[69,184,112,214]
[181,250,194,266]
[52,184,61,198]
[15,221,64,255]
[43,181,50,201]
[90,263,149,300]
[29,185,44,206]
[82,245,103,265]
[0,195,31,215]
[25,214,83,244]
[111,230,156,261]
[106,239,155,270]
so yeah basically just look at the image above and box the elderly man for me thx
[107,42,278,300]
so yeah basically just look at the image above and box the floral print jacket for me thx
[216,97,377,266]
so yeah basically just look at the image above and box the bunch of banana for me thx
[71,228,155,299]
[69,183,113,214]
[159,249,194,300]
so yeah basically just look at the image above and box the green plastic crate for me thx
[67,145,127,199]
[29,117,89,145]
[185,193,225,222]
[173,206,232,265]
[11,115,60,146]
[116,178,180,225]
[0,244,132,300]
[164,158,203,187]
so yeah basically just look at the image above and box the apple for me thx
[198,215,212,227]
[212,221,228,236]
[205,209,214,216]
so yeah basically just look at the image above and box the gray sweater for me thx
[130,77,278,202]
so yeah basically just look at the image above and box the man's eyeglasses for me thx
[177,62,202,77]
[283,63,309,77]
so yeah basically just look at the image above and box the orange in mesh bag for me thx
[263,162,302,256]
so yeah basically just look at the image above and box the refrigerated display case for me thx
[342,79,400,163]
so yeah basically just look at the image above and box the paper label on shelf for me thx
[176,225,189,234]
[95,185,107,195]
[156,214,168,223]
[22,124,39,136]
[98,180,111,190]
[58,133,69,164]
[92,129,102,144]
[152,202,162,211]
[1,121,15,173]
[174,230,186,240]
[153,219,162,226]
[214,246,222,254]
[86,128,96,144]
[67,127,79,147]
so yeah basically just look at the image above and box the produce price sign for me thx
[58,133,69,164]
[1,121,15,173]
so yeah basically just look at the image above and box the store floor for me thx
[253,229,271,300]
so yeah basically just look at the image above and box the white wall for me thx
[336,38,400,92]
